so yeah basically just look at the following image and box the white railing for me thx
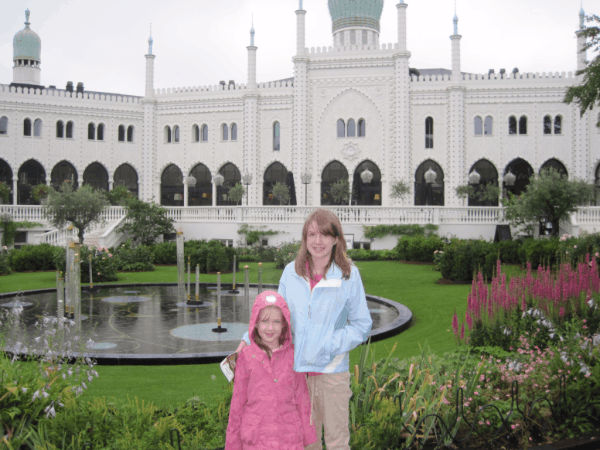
[34,227,77,247]
[99,216,129,249]
[0,205,47,223]
[439,207,506,224]
[576,207,600,224]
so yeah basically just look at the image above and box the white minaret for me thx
[244,21,259,205]
[577,4,587,72]
[142,27,158,201]
[12,9,42,86]
[293,0,309,204]
[448,5,466,206]
[393,1,411,205]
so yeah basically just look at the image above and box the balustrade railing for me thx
[34,227,77,247]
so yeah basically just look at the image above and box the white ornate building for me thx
[1,1,599,246]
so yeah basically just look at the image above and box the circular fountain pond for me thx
[0,284,412,365]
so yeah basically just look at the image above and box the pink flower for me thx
[574,245,578,249]
[452,312,459,336]
[97,272,101,276]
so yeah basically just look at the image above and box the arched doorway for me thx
[188,163,212,206]
[468,159,499,207]
[414,160,444,206]
[504,158,533,197]
[51,161,78,190]
[161,165,184,206]
[217,163,241,206]
[0,159,13,204]
[321,161,349,205]
[263,162,289,205]
[352,160,382,206]
[540,159,568,177]
[83,162,109,191]
[114,164,138,197]
[18,160,46,204]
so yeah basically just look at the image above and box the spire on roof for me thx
[299,0,303,10]
[453,0,458,35]
[148,24,153,54]
[250,15,255,46]
[25,9,31,27]
[579,2,585,29]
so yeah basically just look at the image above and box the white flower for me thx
[82,382,87,390]
[42,391,50,398]
[44,403,56,418]
[211,375,216,380]
[32,390,40,401]
[21,387,28,393]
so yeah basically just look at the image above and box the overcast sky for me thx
[0,0,589,97]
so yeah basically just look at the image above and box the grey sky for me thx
[0,0,588,97]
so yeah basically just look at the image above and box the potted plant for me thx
[31,184,50,204]
[0,181,11,204]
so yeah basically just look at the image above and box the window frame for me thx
[201,124,208,142]
[519,116,527,135]
[484,116,493,135]
[119,125,126,142]
[474,116,483,136]
[222,123,229,141]
[23,118,32,136]
[337,119,346,138]
[97,123,105,141]
[347,119,356,137]
[88,122,96,140]
[508,116,517,135]
[273,121,280,151]
[231,123,238,141]
[56,120,64,139]
[425,117,434,149]
[33,119,42,137]
[66,121,74,139]
[127,125,134,143]
[358,119,366,137]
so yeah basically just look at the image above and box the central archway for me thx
[161,165,184,206]
[17,160,46,204]
[414,160,444,206]
[217,163,241,206]
[83,163,109,191]
[504,158,533,197]
[188,163,212,206]
[0,159,13,204]
[51,161,78,190]
[352,160,382,206]
[263,162,289,205]
[321,161,349,206]
[114,164,138,198]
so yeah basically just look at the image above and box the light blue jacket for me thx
[242,261,372,374]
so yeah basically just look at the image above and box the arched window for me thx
[51,161,78,189]
[474,116,483,135]
[231,123,238,141]
[0,116,8,135]
[425,117,434,148]
[97,123,104,141]
[519,116,527,134]
[484,116,493,135]
[188,163,213,206]
[540,159,568,177]
[352,160,382,206]
[508,116,517,135]
[160,164,184,206]
[467,159,499,206]
[362,30,368,45]
[222,123,229,141]
[347,119,356,137]
[337,119,346,138]
[192,125,200,142]
[33,119,42,137]
[321,161,349,206]
[358,119,366,137]
[173,126,180,143]
[66,121,74,138]
[119,125,126,142]
[217,163,242,206]
[24,118,32,136]
[56,120,64,138]
[273,122,280,151]
[504,158,534,197]
[114,164,138,198]
[414,160,444,206]
[263,162,289,205]
[0,158,13,204]
[164,126,171,143]
[88,123,96,140]
[17,160,46,204]
[554,116,562,135]
[543,115,552,135]
[83,162,109,191]
[201,125,208,142]
[127,125,134,142]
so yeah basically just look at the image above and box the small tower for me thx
[328,0,384,48]
[12,9,42,86]
[145,26,156,97]
[247,21,257,88]
[576,4,587,72]
[397,0,408,52]
[450,5,462,83]
[296,0,307,55]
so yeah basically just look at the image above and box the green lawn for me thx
[1,262,524,409]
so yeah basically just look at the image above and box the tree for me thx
[330,179,350,204]
[455,183,501,205]
[117,198,175,246]
[228,183,245,205]
[389,180,411,201]
[47,182,109,244]
[503,168,595,237]
[564,14,600,128]
[272,182,290,205]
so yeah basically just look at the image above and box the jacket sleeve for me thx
[327,268,373,356]
[225,350,250,450]
[295,372,317,447]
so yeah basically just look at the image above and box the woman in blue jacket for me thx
[236,208,373,450]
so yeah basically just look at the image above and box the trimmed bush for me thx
[151,241,177,265]
[8,244,60,272]
[80,246,118,282]
[395,235,445,262]
[518,237,559,269]
[113,240,154,272]
[189,240,233,273]
[439,239,496,282]
[275,241,300,269]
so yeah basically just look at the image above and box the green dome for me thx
[328,0,384,32]
[13,10,41,62]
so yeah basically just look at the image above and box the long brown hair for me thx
[295,209,352,280]
[252,305,289,359]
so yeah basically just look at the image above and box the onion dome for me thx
[328,0,384,33]
[13,9,41,62]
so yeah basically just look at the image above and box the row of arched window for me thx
[164,123,238,143]
[0,158,138,204]
[0,117,136,141]
[337,119,366,138]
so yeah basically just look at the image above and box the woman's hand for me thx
[235,340,248,353]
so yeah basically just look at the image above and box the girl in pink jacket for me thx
[225,290,317,450]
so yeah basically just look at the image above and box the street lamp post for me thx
[301,172,312,206]
[242,172,253,206]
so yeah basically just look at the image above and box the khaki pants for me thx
[305,372,352,450]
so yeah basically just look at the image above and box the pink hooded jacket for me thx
[225,291,317,450]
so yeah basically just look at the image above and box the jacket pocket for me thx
[281,412,302,443]
[240,413,262,444]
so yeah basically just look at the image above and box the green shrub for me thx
[495,239,522,264]
[518,237,559,269]
[236,246,277,263]
[113,240,154,272]
[80,245,118,282]
[151,241,177,265]
[275,241,300,269]
[439,239,496,282]
[8,244,60,272]
[0,249,10,275]
[189,240,232,273]
[395,235,444,262]
[363,223,438,239]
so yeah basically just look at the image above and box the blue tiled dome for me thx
[13,10,41,62]
[328,0,384,32]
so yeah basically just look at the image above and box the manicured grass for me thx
[1,261,525,408]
